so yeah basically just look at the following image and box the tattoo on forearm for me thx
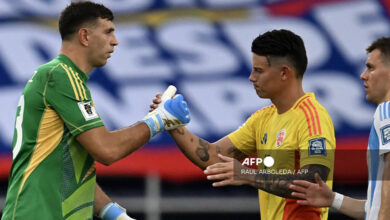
[216,145,221,154]
[195,138,210,162]
[253,164,329,199]
[227,146,247,160]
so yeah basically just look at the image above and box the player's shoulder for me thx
[25,57,63,86]
[252,104,276,117]
[40,55,82,87]
[36,56,65,77]
[239,104,275,130]
[375,101,390,121]
[293,93,330,117]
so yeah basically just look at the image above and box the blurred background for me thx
[0,0,389,219]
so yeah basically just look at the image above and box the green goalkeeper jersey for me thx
[2,54,104,220]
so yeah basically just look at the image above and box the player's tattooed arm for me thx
[169,127,220,168]
[170,127,246,169]
[226,145,247,161]
[170,127,208,166]
[253,164,329,199]
[195,138,210,162]
[195,141,247,162]
[170,127,212,162]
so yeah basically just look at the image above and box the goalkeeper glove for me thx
[143,94,190,137]
[99,202,136,220]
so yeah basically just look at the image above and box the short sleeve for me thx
[44,64,104,136]
[227,112,259,156]
[298,107,335,169]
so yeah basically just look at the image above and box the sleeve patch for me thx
[78,101,99,121]
[380,125,390,145]
[308,138,327,156]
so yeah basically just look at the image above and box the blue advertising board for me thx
[0,0,389,182]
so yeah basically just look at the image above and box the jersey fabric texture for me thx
[365,101,390,220]
[228,93,335,220]
[2,54,104,220]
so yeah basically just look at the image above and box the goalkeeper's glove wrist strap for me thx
[143,114,164,138]
[99,202,125,220]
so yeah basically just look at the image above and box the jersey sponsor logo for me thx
[78,101,99,121]
[261,133,267,144]
[276,129,286,148]
[380,125,390,145]
[308,138,327,156]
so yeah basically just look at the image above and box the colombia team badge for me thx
[276,129,286,148]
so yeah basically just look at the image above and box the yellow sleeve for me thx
[227,111,261,156]
[298,105,335,169]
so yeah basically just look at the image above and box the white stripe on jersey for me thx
[366,102,390,219]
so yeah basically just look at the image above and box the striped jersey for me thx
[365,101,390,220]
[2,54,104,220]
[228,93,335,220]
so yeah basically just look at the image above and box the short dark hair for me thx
[251,29,308,78]
[59,1,114,40]
[366,37,390,65]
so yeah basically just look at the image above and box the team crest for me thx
[78,101,98,121]
[276,129,286,148]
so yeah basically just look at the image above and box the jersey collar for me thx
[57,54,89,82]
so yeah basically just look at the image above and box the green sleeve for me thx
[44,65,104,136]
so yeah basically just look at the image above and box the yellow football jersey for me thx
[228,93,335,220]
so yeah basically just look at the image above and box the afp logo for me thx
[242,156,275,167]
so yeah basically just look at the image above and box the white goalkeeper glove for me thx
[143,86,190,137]
[99,202,136,220]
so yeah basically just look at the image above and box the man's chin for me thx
[256,92,267,99]
[366,95,379,105]
[94,60,107,68]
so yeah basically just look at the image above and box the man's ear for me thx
[78,28,89,46]
[280,65,294,80]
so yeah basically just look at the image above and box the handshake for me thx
[143,85,190,137]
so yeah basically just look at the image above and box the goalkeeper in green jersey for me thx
[1,1,190,220]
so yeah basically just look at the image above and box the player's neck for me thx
[60,43,93,74]
[272,84,305,114]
